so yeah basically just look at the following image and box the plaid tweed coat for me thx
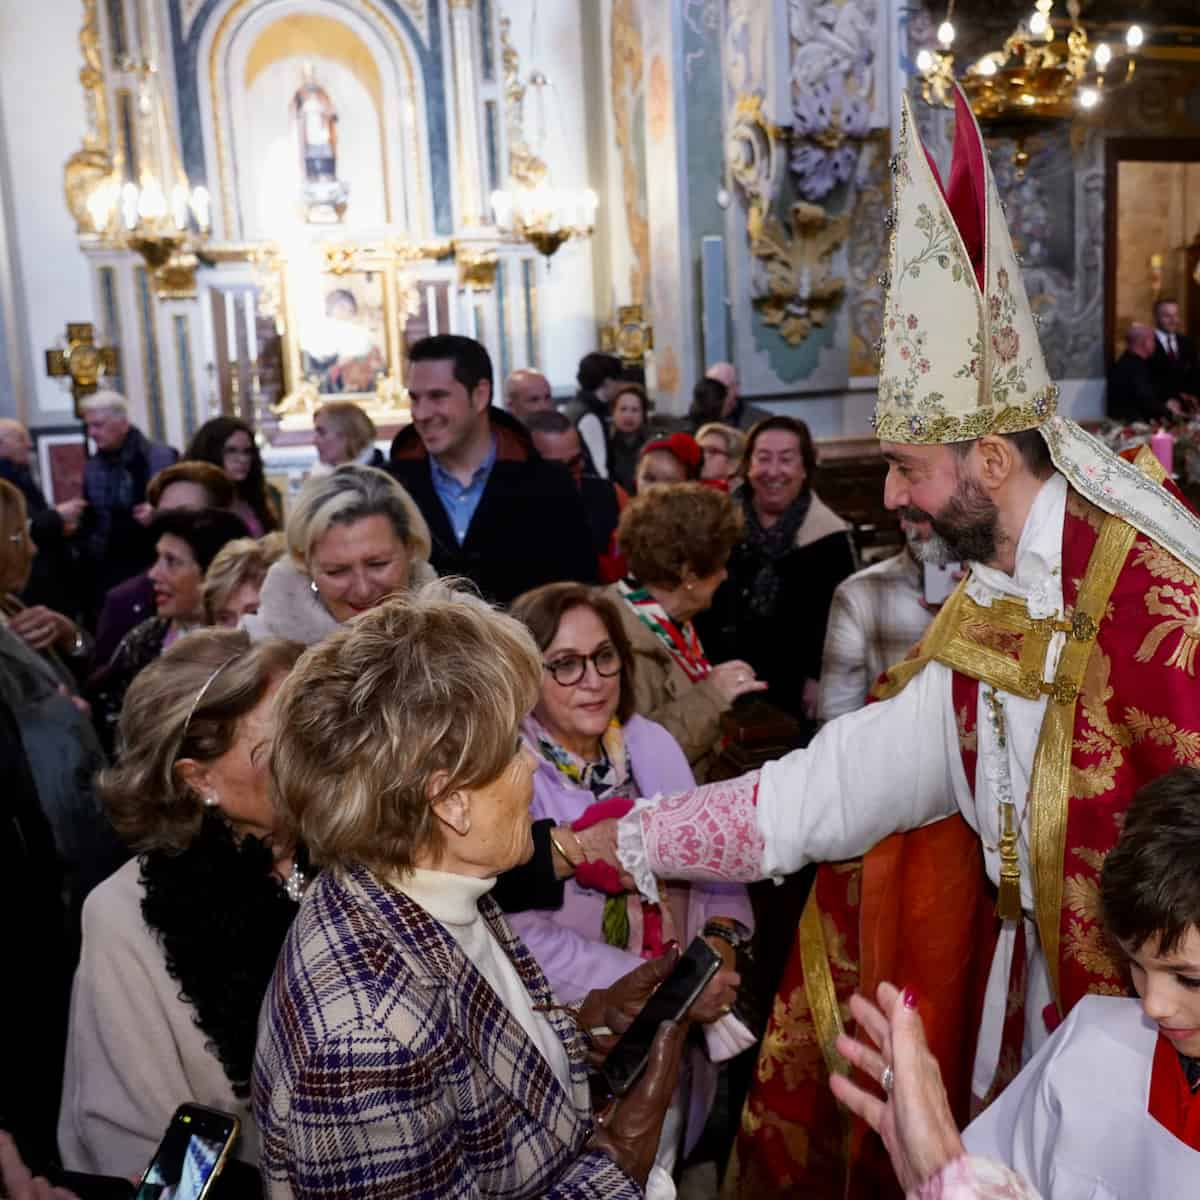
[253,863,642,1199]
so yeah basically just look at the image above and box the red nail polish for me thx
[903,988,918,1010]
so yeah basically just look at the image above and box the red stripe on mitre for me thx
[946,88,987,291]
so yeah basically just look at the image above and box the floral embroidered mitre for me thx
[874,87,1057,445]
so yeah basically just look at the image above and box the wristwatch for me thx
[702,917,752,951]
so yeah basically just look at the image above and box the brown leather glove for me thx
[588,1020,686,1188]
[576,947,679,1066]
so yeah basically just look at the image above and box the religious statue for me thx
[291,64,348,223]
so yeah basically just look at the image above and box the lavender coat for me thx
[508,714,754,1153]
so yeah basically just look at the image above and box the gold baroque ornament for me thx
[64,0,118,234]
[727,95,847,346]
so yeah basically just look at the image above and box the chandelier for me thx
[86,60,211,299]
[916,1,1145,126]
[490,179,598,260]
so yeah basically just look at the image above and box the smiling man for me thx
[578,86,1200,1197]
[388,335,596,604]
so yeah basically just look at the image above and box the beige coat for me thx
[57,859,256,1177]
[606,585,729,779]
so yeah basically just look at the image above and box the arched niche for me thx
[188,0,440,241]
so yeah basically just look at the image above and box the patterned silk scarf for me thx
[524,715,672,953]
[617,578,712,682]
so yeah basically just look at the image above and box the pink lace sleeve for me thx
[630,772,766,885]
[915,1156,1042,1200]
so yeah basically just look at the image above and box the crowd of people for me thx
[1,331,885,1200]
[6,154,1200,1200]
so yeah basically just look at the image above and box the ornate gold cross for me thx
[45,322,119,418]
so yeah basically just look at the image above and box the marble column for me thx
[448,0,485,227]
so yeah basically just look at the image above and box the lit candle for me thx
[190,186,211,234]
[121,182,139,231]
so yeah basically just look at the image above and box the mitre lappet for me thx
[874,82,1200,575]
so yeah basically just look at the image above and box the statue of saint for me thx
[291,64,348,222]
[293,64,338,182]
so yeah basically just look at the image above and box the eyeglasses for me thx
[543,645,622,686]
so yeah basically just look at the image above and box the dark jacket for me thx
[0,457,86,620]
[82,426,177,600]
[0,694,73,1168]
[607,430,648,494]
[86,615,171,756]
[1149,333,1200,409]
[1107,351,1166,424]
[388,409,597,606]
[697,492,857,728]
[91,571,155,671]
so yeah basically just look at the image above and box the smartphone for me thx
[133,1104,239,1200]
[602,936,723,1096]
[923,560,960,606]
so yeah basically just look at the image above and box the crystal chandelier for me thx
[490,181,598,260]
[86,60,211,298]
[916,0,1145,124]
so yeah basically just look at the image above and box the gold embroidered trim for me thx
[872,386,1058,445]
[798,895,847,1078]
[1024,449,1166,1007]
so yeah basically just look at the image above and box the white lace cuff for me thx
[617,797,661,903]
[703,1012,757,1063]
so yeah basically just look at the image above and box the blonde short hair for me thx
[314,401,377,459]
[270,581,541,875]
[286,465,432,567]
[100,630,303,852]
[695,422,746,465]
[79,389,129,416]
[203,536,283,623]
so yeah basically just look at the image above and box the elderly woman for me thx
[256,585,703,1199]
[88,507,248,751]
[699,416,856,728]
[312,400,383,469]
[242,464,435,645]
[508,582,754,1175]
[203,533,286,628]
[60,630,305,1180]
[695,422,745,487]
[186,416,281,535]
[610,484,765,777]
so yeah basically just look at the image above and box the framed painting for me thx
[279,243,405,409]
[34,427,88,504]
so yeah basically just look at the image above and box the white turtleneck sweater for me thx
[394,867,573,1093]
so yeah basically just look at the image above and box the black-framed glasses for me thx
[544,645,622,687]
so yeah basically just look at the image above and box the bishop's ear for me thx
[974,434,1019,489]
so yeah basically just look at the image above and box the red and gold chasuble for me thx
[730,461,1200,1198]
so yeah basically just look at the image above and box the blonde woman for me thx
[203,534,287,627]
[313,400,383,468]
[242,465,435,646]
[60,630,304,1179]
[695,422,745,486]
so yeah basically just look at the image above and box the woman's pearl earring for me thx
[310,579,319,595]
[204,793,220,808]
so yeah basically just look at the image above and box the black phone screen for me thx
[134,1105,237,1200]
[602,936,722,1095]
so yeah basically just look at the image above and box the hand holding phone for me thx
[601,936,723,1096]
[590,1020,686,1189]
